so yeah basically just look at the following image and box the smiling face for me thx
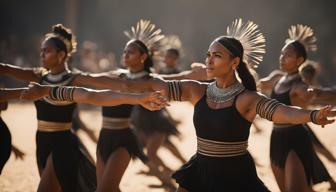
[40,39,66,70]
[279,44,304,74]
[205,41,239,79]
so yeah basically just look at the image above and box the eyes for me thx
[206,52,222,59]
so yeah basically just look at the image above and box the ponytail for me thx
[237,61,257,91]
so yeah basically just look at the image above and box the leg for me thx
[271,163,286,192]
[284,151,313,192]
[37,155,61,192]
[96,153,105,188]
[147,133,172,173]
[97,147,131,192]
[163,138,186,164]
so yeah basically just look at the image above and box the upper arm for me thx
[291,82,314,103]
[258,71,283,91]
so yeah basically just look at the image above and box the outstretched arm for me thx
[0,88,28,102]
[251,93,336,127]
[21,82,168,111]
[0,63,40,82]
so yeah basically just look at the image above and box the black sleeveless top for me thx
[270,75,303,105]
[193,93,251,142]
[102,72,150,118]
[34,70,77,123]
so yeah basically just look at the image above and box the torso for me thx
[34,70,77,123]
[193,93,252,142]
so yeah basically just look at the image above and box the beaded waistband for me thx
[37,120,72,132]
[197,137,248,157]
[102,117,130,129]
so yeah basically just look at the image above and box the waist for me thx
[197,137,248,158]
[102,117,130,129]
[37,120,72,132]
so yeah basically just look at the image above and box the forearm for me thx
[0,88,28,101]
[160,70,192,80]
[74,88,143,106]
[75,73,126,90]
[272,105,311,124]
[312,88,336,105]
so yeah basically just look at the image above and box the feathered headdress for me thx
[225,19,266,68]
[124,19,165,52]
[285,24,317,52]
[160,35,182,50]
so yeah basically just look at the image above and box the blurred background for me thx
[1,0,336,86]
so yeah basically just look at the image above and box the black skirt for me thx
[36,130,96,192]
[172,153,270,192]
[0,117,11,174]
[270,124,314,184]
[97,128,148,163]
[304,124,332,184]
[131,107,179,136]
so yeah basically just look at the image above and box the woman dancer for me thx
[0,24,98,192]
[259,25,336,191]
[0,88,26,174]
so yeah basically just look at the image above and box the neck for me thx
[215,73,237,88]
[285,70,299,76]
[129,65,145,73]
[50,63,67,74]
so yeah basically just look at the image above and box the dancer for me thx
[0,88,27,174]
[259,24,336,191]
[0,24,97,192]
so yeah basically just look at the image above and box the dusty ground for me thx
[0,102,335,192]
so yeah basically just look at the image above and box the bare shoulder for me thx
[237,90,266,106]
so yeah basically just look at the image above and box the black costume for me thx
[270,75,332,184]
[172,92,269,192]
[0,116,11,174]
[34,70,96,192]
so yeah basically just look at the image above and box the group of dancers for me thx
[1,18,336,192]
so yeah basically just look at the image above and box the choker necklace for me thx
[126,70,149,79]
[46,70,70,82]
[206,81,245,103]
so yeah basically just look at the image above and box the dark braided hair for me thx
[216,36,257,91]
[128,39,153,73]
[44,24,77,59]
[287,40,307,62]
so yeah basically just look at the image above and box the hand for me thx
[187,62,207,80]
[12,145,25,160]
[315,106,336,127]
[0,101,8,111]
[20,82,49,100]
[139,90,169,111]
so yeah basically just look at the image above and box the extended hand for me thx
[139,90,169,111]
[315,105,336,127]
[20,82,49,100]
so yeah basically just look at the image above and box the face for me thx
[40,40,65,69]
[205,41,238,79]
[164,51,178,68]
[279,44,304,73]
[122,42,146,69]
